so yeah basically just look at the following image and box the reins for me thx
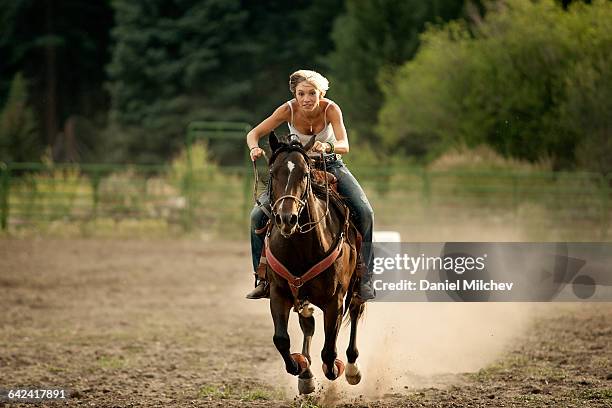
[252,142,330,235]
[296,151,330,234]
[252,153,272,219]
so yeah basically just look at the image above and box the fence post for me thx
[181,125,194,232]
[0,162,9,230]
[91,171,101,221]
[182,158,195,232]
[421,169,431,208]
[242,124,252,230]
[601,174,611,240]
[242,165,251,229]
[512,174,519,215]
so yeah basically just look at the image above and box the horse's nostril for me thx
[275,214,282,226]
[289,214,298,226]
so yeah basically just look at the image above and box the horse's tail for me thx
[342,269,366,328]
[342,224,366,327]
[342,291,353,326]
[342,296,366,328]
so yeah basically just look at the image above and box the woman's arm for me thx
[312,102,350,154]
[246,104,290,160]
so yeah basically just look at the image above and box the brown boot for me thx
[246,279,269,299]
[247,259,269,299]
[355,261,375,302]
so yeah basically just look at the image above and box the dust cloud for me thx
[258,220,570,404]
[264,302,543,404]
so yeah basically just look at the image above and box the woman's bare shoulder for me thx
[272,101,293,119]
[323,98,343,115]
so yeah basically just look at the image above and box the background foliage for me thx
[378,0,611,172]
[0,0,112,160]
[327,0,477,145]
[0,0,609,172]
[0,73,41,162]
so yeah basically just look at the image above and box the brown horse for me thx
[263,132,365,394]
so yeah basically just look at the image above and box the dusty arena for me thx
[1,238,611,407]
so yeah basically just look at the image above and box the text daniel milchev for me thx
[372,253,515,292]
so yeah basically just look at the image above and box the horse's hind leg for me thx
[297,305,316,394]
[345,300,365,385]
[270,289,303,376]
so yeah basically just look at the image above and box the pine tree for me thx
[106,0,344,163]
[0,0,113,158]
[106,0,251,162]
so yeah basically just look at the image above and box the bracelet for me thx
[326,141,335,154]
[249,146,259,151]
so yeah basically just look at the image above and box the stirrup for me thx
[354,260,375,301]
[357,276,376,302]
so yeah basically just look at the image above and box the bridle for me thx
[252,140,330,236]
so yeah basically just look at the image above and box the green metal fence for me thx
[1,160,610,239]
[0,121,610,239]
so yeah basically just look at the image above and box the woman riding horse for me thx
[246,69,375,301]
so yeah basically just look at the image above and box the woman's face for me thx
[294,81,322,112]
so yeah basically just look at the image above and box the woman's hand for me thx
[312,141,329,154]
[250,147,264,161]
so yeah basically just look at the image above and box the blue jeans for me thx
[250,158,374,274]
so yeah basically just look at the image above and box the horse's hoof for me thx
[298,377,316,394]
[345,362,362,385]
[322,359,345,380]
[291,353,310,375]
[335,359,345,377]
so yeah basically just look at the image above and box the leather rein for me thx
[252,143,330,234]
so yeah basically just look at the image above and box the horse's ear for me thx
[303,135,317,152]
[269,131,281,152]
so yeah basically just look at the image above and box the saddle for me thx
[311,169,338,193]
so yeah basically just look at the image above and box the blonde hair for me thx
[289,70,329,96]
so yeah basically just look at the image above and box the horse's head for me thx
[268,131,316,237]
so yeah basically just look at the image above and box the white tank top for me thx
[286,100,338,156]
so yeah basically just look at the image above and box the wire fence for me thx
[1,160,610,239]
[1,121,610,239]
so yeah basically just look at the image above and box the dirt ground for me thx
[0,238,611,407]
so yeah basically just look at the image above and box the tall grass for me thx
[362,145,610,241]
[1,145,609,240]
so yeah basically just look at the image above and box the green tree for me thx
[239,0,344,122]
[0,73,41,163]
[106,0,250,162]
[327,0,470,144]
[567,59,612,175]
[0,0,113,155]
[557,18,612,174]
[378,0,612,170]
[106,0,344,163]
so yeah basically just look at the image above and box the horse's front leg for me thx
[270,286,306,376]
[297,305,316,394]
[320,293,345,381]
